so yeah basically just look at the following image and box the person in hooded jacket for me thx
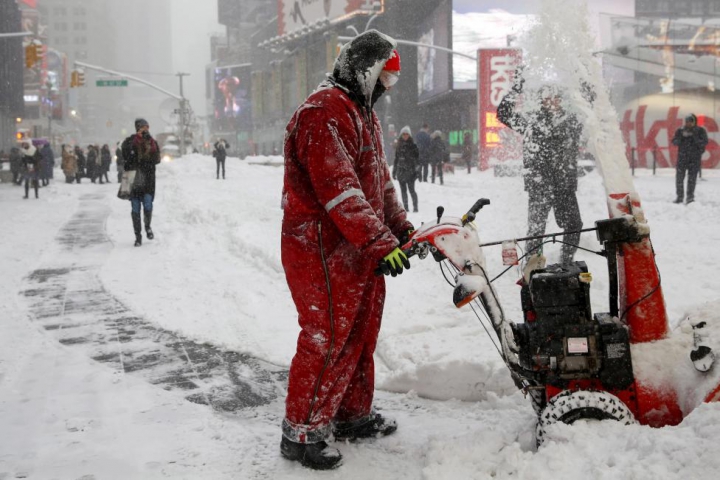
[213,139,228,179]
[392,126,419,212]
[74,146,86,183]
[672,114,708,204]
[88,145,102,183]
[61,144,77,183]
[100,144,112,184]
[415,123,431,182]
[280,30,414,470]
[10,147,22,185]
[429,131,447,185]
[497,76,584,264]
[40,143,55,186]
[121,118,161,247]
[20,141,42,199]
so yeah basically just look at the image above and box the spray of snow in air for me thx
[518,0,635,196]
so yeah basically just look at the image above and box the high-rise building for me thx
[0,0,24,151]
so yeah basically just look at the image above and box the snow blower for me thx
[397,199,719,445]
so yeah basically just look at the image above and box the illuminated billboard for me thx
[477,48,522,170]
[214,65,252,132]
[417,1,451,103]
[278,0,383,36]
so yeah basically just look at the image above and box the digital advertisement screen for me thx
[417,2,451,103]
[214,65,252,132]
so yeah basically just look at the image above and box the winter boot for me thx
[673,197,683,204]
[144,210,154,240]
[280,437,342,470]
[132,212,142,247]
[333,411,397,441]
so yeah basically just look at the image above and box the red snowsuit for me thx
[281,33,411,444]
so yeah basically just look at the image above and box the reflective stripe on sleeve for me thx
[324,188,366,212]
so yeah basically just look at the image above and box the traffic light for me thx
[71,69,85,87]
[34,43,43,63]
[25,43,37,68]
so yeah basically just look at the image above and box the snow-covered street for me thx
[1,156,719,479]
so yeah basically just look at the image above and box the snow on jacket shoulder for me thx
[283,85,411,264]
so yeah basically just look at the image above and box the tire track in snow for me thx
[19,193,288,414]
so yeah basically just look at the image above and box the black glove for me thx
[377,248,411,277]
[398,228,414,246]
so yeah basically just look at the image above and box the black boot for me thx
[333,411,397,441]
[132,212,142,247]
[280,437,342,470]
[144,210,154,240]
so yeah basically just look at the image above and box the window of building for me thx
[691,1,705,15]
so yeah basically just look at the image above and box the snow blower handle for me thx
[462,198,491,226]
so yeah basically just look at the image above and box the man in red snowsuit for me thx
[280,30,413,470]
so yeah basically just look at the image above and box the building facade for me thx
[0,0,24,152]
[209,0,477,158]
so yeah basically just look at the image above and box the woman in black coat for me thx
[101,144,112,184]
[121,119,161,247]
[392,126,419,212]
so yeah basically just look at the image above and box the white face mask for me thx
[379,70,399,89]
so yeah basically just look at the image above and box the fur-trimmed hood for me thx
[331,30,397,109]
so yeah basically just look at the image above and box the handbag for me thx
[117,170,136,200]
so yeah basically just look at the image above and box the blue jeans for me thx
[131,194,153,214]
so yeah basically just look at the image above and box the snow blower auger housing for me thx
[401,200,720,445]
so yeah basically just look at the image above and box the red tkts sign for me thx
[477,48,522,171]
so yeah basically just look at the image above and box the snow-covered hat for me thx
[431,130,443,139]
[22,141,37,156]
[400,125,411,136]
[685,114,697,125]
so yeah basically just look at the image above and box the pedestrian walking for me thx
[40,143,55,186]
[61,144,77,183]
[461,131,475,174]
[429,130,447,185]
[393,126,419,212]
[74,146,86,183]
[213,139,228,179]
[672,114,708,204]
[20,141,41,199]
[87,145,99,183]
[498,77,584,264]
[115,142,124,183]
[280,30,413,470]
[121,118,161,247]
[415,123,431,182]
[101,144,112,184]
[9,147,22,185]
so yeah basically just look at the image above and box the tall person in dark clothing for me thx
[213,139,228,179]
[392,126,419,212]
[429,130,447,185]
[672,114,708,204]
[40,143,55,186]
[115,142,124,183]
[415,123,431,182]
[9,147,22,185]
[497,79,584,264]
[461,131,475,174]
[101,144,112,184]
[20,142,41,199]
[121,118,161,247]
[74,146,86,183]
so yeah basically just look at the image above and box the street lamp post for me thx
[176,72,190,156]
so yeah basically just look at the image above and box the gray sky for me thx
[171,1,223,120]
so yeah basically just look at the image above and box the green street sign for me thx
[96,79,128,87]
